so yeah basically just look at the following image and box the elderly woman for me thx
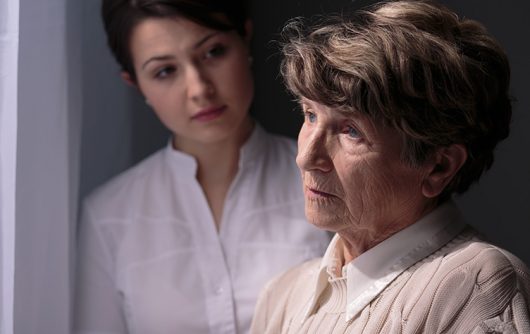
[250,1,530,333]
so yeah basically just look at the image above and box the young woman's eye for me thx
[154,66,176,79]
[344,125,361,139]
[205,44,226,59]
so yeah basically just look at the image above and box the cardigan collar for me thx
[304,200,467,322]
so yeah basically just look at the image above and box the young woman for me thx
[74,1,330,333]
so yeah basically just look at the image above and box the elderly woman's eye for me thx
[305,111,316,123]
[345,126,361,138]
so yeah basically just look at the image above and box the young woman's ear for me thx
[243,19,253,46]
[120,71,136,88]
[422,144,467,198]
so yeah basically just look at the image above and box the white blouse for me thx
[74,125,330,334]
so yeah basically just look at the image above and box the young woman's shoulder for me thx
[264,131,298,157]
[83,148,168,214]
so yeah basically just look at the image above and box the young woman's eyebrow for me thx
[194,31,220,49]
[141,32,220,70]
[142,55,175,70]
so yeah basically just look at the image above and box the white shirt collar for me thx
[304,200,466,322]
[163,122,268,176]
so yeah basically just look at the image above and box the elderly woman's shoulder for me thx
[388,234,530,333]
[445,237,529,277]
[422,233,530,298]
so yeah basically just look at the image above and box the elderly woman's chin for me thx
[304,206,344,232]
[302,190,345,231]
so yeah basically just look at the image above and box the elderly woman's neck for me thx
[338,229,396,263]
[339,200,438,264]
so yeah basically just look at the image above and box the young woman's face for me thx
[128,17,254,148]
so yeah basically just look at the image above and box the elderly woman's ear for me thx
[421,144,467,198]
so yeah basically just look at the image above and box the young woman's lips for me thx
[191,106,227,122]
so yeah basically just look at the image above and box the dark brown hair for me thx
[281,0,512,199]
[102,0,249,81]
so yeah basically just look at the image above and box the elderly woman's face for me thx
[297,99,432,234]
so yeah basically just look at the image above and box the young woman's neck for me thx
[173,117,254,229]
[176,118,254,176]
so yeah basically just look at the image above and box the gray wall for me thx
[80,0,169,201]
[15,0,82,332]
[81,0,530,264]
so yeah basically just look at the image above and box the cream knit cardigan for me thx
[251,229,530,333]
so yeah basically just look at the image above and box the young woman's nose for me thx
[186,65,214,101]
[296,127,333,173]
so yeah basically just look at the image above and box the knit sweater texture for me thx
[251,228,530,333]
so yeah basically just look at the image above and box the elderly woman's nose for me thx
[296,131,332,172]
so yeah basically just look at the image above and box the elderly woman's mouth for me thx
[306,186,335,199]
